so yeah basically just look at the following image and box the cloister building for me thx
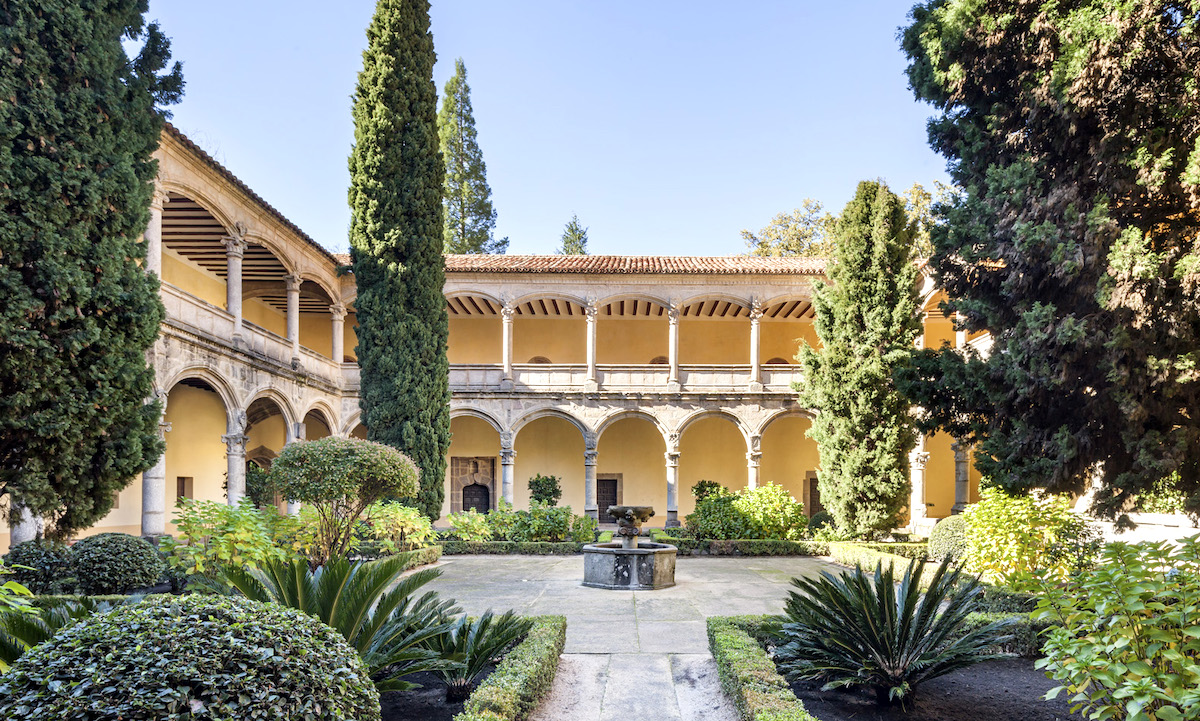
[2,125,984,551]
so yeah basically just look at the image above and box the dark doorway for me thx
[463,483,490,513]
[597,478,618,516]
[807,473,824,516]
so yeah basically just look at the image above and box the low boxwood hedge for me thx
[648,532,826,557]
[455,615,566,721]
[441,541,584,555]
[850,541,928,560]
[397,544,442,569]
[826,542,943,588]
[959,611,1053,658]
[707,616,817,721]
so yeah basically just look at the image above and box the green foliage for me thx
[69,533,164,595]
[349,0,450,521]
[707,616,819,721]
[957,611,1054,659]
[692,480,723,501]
[806,510,833,532]
[485,499,519,539]
[363,501,435,553]
[963,488,1100,585]
[448,509,494,542]
[511,502,583,542]
[160,498,296,579]
[244,462,278,509]
[0,594,380,720]
[795,181,921,537]
[928,514,969,562]
[0,0,182,539]
[455,615,565,721]
[1030,537,1200,720]
[269,437,419,566]
[742,199,836,259]
[775,558,1010,706]
[223,554,459,692]
[0,596,121,672]
[440,540,584,555]
[557,214,589,255]
[527,474,562,506]
[0,560,33,617]
[900,1,1200,521]
[439,58,505,255]
[825,542,942,590]
[851,542,928,560]
[685,483,806,541]
[569,512,598,542]
[431,610,534,702]
[1137,473,1189,516]
[3,540,72,594]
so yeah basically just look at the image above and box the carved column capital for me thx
[909,450,930,470]
[667,304,680,325]
[284,274,303,292]
[501,303,515,322]
[584,449,598,467]
[665,450,680,467]
[584,302,598,320]
[330,303,347,321]
[666,431,681,453]
[749,299,764,321]
[221,433,248,454]
[151,186,170,210]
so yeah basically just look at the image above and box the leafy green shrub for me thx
[456,615,565,721]
[807,510,833,532]
[569,512,598,542]
[687,491,756,540]
[686,483,805,541]
[486,499,520,540]
[928,514,969,562]
[956,611,1054,659]
[964,487,1101,585]
[1030,537,1200,721]
[0,559,33,616]
[3,540,72,594]
[223,554,458,692]
[1136,473,1188,515]
[692,479,723,501]
[852,541,928,560]
[0,596,122,671]
[245,461,278,508]
[69,533,164,595]
[0,594,380,720]
[448,509,494,542]
[774,558,1011,706]
[512,502,575,542]
[161,498,295,580]
[527,474,562,506]
[431,610,534,701]
[362,501,435,553]
[269,437,420,566]
[973,584,1038,614]
[708,616,818,721]
[441,541,584,555]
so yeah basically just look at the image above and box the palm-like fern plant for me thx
[428,610,534,701]
[223,552,462,691]
[774,557,1011,706]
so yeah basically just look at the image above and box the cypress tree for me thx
[349,0,450,519]
[557,214,588,255]
[439,58,505,254]
[0,0,182,538]
[796,181,921,537]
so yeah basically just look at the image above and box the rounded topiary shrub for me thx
[3,539,73,594]
[69,532,165,594]
[0,594,381,720]
[807,510,834,532]
[928,514,969,562]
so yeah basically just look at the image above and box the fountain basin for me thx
[582,541,677,590]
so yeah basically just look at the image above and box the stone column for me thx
[667,305,681,392]
[330,303,346,363]
[142,405,171,537]
[584,303,598,391]
[746,434,762,489]
[285,274,302,363]
[285,419,305,515]
[749,300,763,391]
[9,504,41,545]
[499,432,515,504]
[501,303,515,387]
[952,441,970,514]
[955,312,967,349]
[584,432,598,521]
[665,435,681,527]
[222,223,248,345]
[145,186,168,277]
[908,447,930,529]
[223,411,248,506]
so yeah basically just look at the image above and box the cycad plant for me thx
[774,557,1010,706]
[428,610,534,701]
[223,552,461,691]
[0,597,121,670]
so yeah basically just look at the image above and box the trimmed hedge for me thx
[455,615,566,721]
[441,541,583,555]
[648,532,826,557]
[851,541,928,560]
[826,542,942,588]
[708,616,818,721]
[398,545,442,569]
[69,533,165,595]
[959,611,1053,658]
[3,540,73,594]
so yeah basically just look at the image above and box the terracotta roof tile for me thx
[442,254,826,275]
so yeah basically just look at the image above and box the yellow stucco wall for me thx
[760,320,818,363]
[300,313,333,359]
[514,318,586,364]
[448,317,501,364]
[924,431,956,519]
[923,316,955,349]
[677,416,748,517]
[514,417,586,513]
[759,415,820,511]
[442,416,501,519]
[162,251,225,307]
[597,417,667,527]
[164,385,229,521]
[243,298,286,337]
[597,318,667,364]
[680,319,749,364]
[247,415,287,457]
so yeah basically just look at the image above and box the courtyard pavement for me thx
[423,554,835,721]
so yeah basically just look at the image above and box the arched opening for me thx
[527,356,551,364]
[445,415,501,519]
[677,415,749,518]
[761,298,818,364]
[163,378,230,514]
[597,297,668,364]
[350,423,367,440]
[303,409,333,440]
[462,482,491,513]
[514,415,585,512]
[758,415,821,516]
[597,416,666,525]
[446,293,504,364]
[679,298,750,364]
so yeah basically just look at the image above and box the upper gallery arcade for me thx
[1,126,985,551]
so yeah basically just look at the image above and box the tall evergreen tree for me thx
[438,58,505,254]
[900,1,1200,520]
[348,0,449,519]
[0,0,182,538]
[557,214,588,255]
[796,181,921,537]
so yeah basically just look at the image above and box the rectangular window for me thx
[176,476,193,500]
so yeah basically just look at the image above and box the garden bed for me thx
[381,669,493,721]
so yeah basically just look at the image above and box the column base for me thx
[583,379,599,392]
[748,380,764,392]
[231,333,245,350]
[666,511,680,528]
[499,378,514,391]
[666,380,681,393]
[586,507,599,522]
[951,502,967,515]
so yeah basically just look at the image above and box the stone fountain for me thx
[582,505,677,590]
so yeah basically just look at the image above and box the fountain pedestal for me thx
[582,505,677,590]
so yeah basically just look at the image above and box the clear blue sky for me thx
[146,1,948,255]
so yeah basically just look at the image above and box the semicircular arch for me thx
[595,409,669,445]
[755,407,816,437]
[675,409,752,449]
[244,387,299,429]
[160,367,240,421]
[451,407,505,435]
[510,407,589,439]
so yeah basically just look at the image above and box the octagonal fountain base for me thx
[581,541,677,590]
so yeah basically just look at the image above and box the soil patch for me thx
[380,667,493,721]
[789,658,1083,721]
